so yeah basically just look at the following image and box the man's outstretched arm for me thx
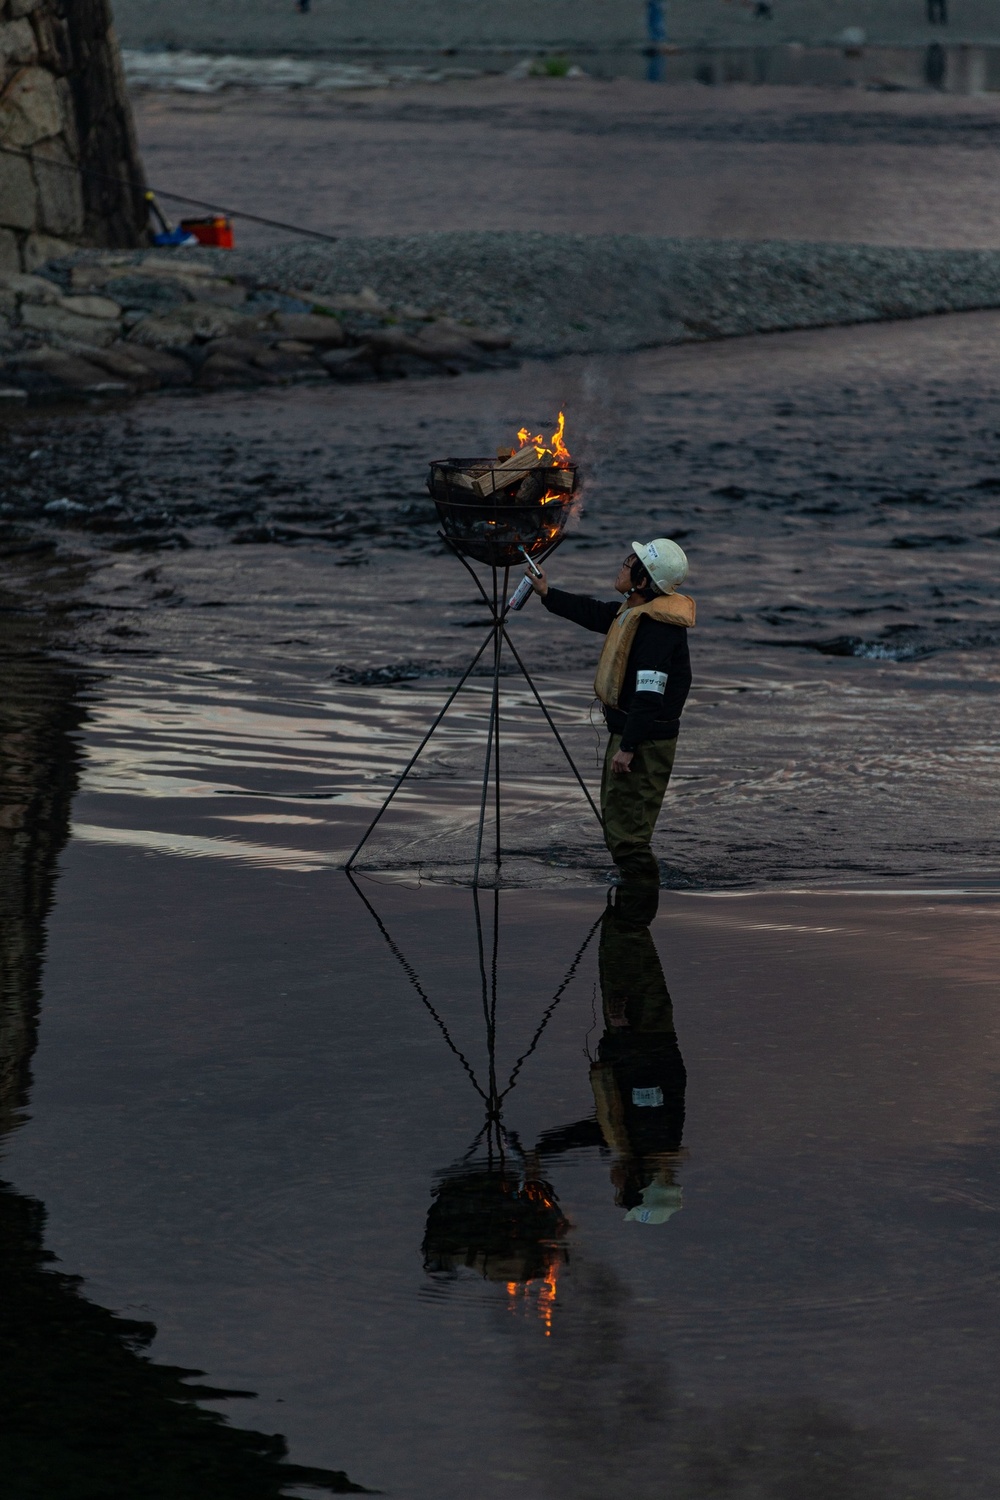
[527,568,619,633]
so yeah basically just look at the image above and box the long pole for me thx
[493,566,509,874]
[472,594,502,887]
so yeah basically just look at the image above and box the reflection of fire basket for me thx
[422,1166,570,1284]
[427,457,579,567]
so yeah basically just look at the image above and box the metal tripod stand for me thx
[345,536,604,886]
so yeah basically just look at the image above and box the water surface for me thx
[2,313,1000,1496]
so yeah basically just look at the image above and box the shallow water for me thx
[5,311,1000,886]
[2,314,1000,1496]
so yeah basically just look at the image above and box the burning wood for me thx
[471,445,546,497]
[469,412,573,498]
[427,413,579,567]
[442,468,477,491]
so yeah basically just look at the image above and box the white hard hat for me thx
[631,538,688,595]
[624,1182,683,1226]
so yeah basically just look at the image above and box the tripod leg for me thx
[493,568,509,873]
[447,548,507,881]
[345,628,495,870]
[501,627,604,830]
[472,619,501,887]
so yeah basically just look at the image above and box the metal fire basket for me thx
[428,457,579,567]
[345,457,600,886]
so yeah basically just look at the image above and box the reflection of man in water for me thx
[421,886,685,1300]
[536,884,686,1225]
[927,0,947,22]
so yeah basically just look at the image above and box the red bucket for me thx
[179,216,235,249]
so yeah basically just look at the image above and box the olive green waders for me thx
[600,734,678,883]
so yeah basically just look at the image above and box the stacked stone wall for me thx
[0,0,147,276]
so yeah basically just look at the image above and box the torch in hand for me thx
[508,547,545,612]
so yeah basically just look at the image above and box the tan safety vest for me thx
[593,593,696,709]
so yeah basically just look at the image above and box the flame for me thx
[514,411,571,468]
[550,411,570,465]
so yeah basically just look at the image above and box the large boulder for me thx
[2,271,60,303]
[270,311,345,348]
[102,274,192,315]
[0,151,36,232]
[1,347,128,395]
[129,303,268,348]
[107,342,193,385]
[19,301,121,346]
[197,352,272,387]
[80,345,163,390]
[0,66,63,148]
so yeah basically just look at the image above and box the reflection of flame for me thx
[539,1262,558,1337]
[515,411,571,468]
[505,1253,561,1337]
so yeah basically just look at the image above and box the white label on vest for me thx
[635,670,667,695]
[632,1086,664,1108]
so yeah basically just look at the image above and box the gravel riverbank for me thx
[4,235,1000,403]
[225,234,1000,354]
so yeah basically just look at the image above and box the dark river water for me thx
[2,311,1000,1498]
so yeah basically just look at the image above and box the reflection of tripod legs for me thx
[346,872,603,1144]
[345,541,603,886]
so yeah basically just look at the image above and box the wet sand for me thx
[4,859,1000,1497]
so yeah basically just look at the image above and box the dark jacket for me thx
[542,587,692,750]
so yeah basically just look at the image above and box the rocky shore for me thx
[0,250,515,403]
[3,235,1000,403]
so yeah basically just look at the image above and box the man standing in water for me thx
[527,540,693,884]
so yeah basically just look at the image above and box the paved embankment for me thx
[111,0,1000,55]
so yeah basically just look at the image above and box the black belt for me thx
[604,706,680,740]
